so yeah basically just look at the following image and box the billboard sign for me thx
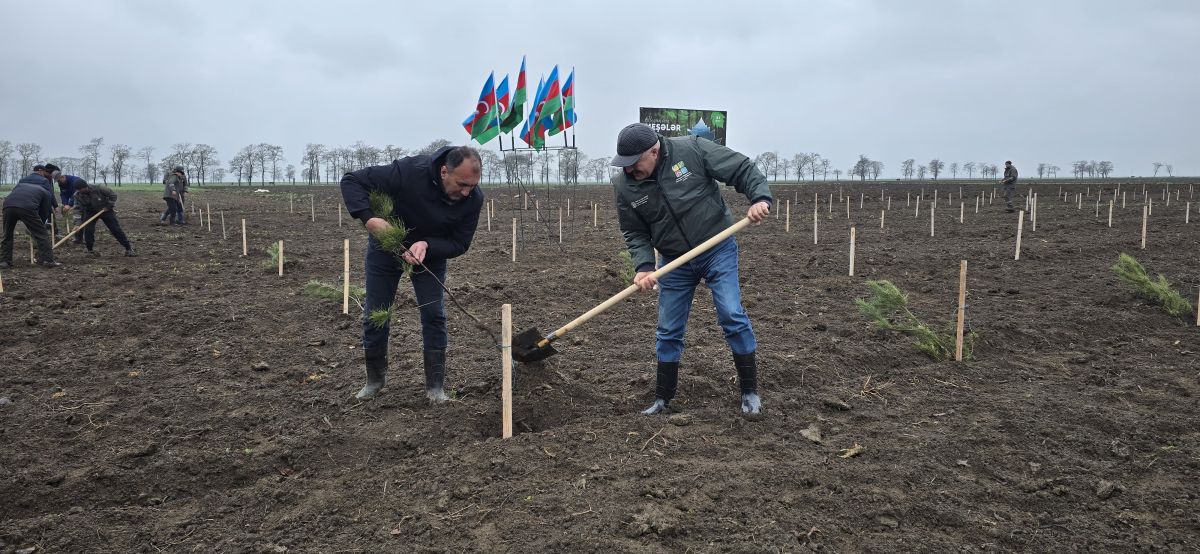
[639,107,727,146]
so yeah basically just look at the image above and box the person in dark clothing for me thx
[610,123,773,416]
[340,145,484,402]
[73,181,136,257]
[1000,161,1019,212]
[1,182,60,268]
[18,166,59,212]
[161,166,187,224]
[55,173,85,243]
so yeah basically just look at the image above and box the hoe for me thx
[512,217,752,363]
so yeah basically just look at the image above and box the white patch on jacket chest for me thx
[631,195,649,208]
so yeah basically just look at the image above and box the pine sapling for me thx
[368,191,412,274]
[855,280,975,361]
[367,307,393,330]
[263,242,281,270]
[302,279,365,307]
[619,250,636,286]
[1111,253,1194,318]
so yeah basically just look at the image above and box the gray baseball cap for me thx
[610,123,659,167]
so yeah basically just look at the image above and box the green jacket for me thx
[612,135,772,271]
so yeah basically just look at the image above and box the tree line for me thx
[0,138,1179,186]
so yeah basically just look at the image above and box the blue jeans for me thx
[655,236,757,362]
[362,237,448,358]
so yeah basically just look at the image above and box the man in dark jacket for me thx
[340,145,483,402]
[74,181,135,257]
[55,173,85,243]
[18,165,59,212]
[1000,161,1018,212]
[610,123,772,416]
[1,181,60,268]
[161,166,187,224]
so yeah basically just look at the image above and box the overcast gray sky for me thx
[3,0,1197,178]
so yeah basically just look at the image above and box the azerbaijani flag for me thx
[462,72,499,144]
[520,75,547,149]
[499,56,527,134]
[538,66,563,136]
[550,67,576,135]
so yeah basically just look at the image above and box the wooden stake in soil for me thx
[859,193,864,209]
[1141,205,1148,249]
[975,195,980,214]
[887,196,892,210]
[221,211,226,240]
[502,303,513,439]
[828,193,833,214]
[785,199,791,233]
[289,194,294,213]
[0,268,4,293]
[343,239,351,314]
[1108,201,1114,228]
[955,259,967,362]
[812,205,819,245]
[1149,197,1153,217]
[241,219,248,257]
[593,203,598,228]
[558,207,563,244]
[930,204,935,237]
[849,226,856,276]
[846,196,850,219]
[915,197,921,218]
[1122,191,1126,209]
[310,196,315,222]
[907,191,911,206]
[207,205,213,232]
[486,202,491,231]
[535,200,540,222]
[880,209,885,230]
[959,202,964,224]
[339,204,343,227]
[511,218,517,262]
[1015,210,1025,260]
[278,240,284,276]
[1185,202,1190,224]
[1032,193,1038,231]
[566,198,570,219]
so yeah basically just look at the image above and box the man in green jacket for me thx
[610,123,772,416]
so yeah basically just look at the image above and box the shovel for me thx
[512,217,753,363]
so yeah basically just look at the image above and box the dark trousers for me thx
[81,209,131,251]
[362,238,448,359]
[162,198,183,223]
[1,207,54,264]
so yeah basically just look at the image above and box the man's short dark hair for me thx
[1005,160,1012,165]
[444,146,482,172]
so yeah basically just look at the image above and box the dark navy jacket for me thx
[340,146,484,261]
[59,175,84,205]
[3,182,54,220]
[18,172,58,209]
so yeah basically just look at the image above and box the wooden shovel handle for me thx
[538,217,753,348]
[53,209,107,249]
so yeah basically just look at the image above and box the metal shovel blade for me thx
[511,327,558,363]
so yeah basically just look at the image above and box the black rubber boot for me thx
[642,361,679,415]
[423,349,449,403]
[356,355,387,400]
[125,247,137,257]
[733,352,762,416]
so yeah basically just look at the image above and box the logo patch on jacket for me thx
[672,162,690,179]
[631,195,649,208]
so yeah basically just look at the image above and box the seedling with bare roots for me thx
[855,279,975,361]
[1111,253,1194,318]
